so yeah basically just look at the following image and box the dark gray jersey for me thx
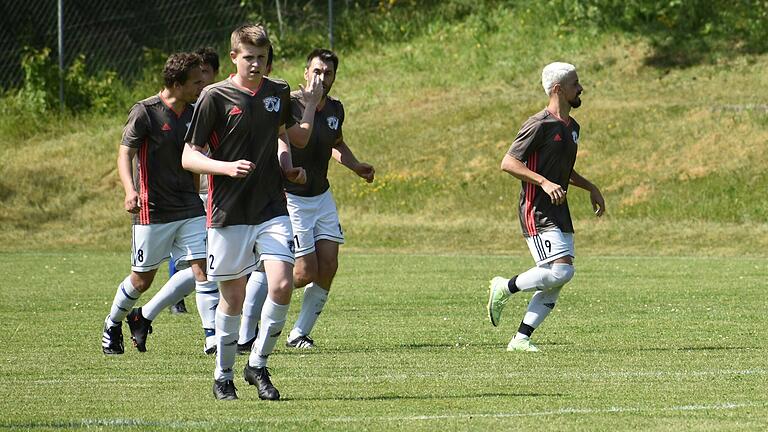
[285,91,345,197]
[185,76,294,227]
[121,94,204,225]
[507,109,580,237]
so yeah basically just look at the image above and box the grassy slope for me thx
[0,253,766,430]
[1,6,767,255]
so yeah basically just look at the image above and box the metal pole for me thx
[57,0,64,111]
[328,0,333,50]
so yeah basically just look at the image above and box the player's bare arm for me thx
[277,126,307,184]
[501,153,566,205]
[332,138,375,183]
[182,143,254,178]
[570,169,606,216]
[287,74,323,148]
[117,145,140,214]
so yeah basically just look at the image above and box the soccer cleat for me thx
[507,338,540,352]
[169,299,188,314]
[126,308,153,352]
[285,335,315,349]
[204,335,217,355]
[243,364,280,400]
[102,320,124,355]
[237,336,256,355]
[487,277,512,327]
[212,379,238,400]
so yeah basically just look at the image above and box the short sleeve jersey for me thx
[284,91,345,196]
[184,76,295,227]
[121,94,204,225]
[507,109,580,237]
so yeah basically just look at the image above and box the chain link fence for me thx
[0,0,384,91]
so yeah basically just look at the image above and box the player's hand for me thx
[541,179,567,205]
[227,160,255,178]
[300,74,323,106]
[354,163,375,183]
[285,167,307,184]
[124,191,140,214]
[590,186,606,217]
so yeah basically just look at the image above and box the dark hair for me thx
[163,52,202,88]
[305,48,338,72]
[268,45,273,66]
[231,24,270,52]
[195,46,219,72]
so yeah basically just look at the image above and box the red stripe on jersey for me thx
[206,175,213,228]
[209,131,219,151]
[525,152,538,235]
[139,139,150,224]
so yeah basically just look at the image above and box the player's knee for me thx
[550,263,574,285]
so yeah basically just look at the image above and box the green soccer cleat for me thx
[487,277,512,326]
[507,338,540,352]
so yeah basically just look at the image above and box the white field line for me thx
[30,401,765,428]
[18,368,767,386]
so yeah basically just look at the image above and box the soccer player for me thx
[487,62,605,352]
[101,52,219,355]
[182,24,305,401]
[235,45,325,353]
[282,48,375,349]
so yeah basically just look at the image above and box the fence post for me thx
[328,0,334,50]
[57,0,64,112]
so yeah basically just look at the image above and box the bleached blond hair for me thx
[542,62,576,96]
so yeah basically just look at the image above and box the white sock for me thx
[213,309,240,381]
[289,283,328,340]
[195,280,219,331]
[141,268,195,320]
[239,271,268,344]
[248,298,289,368]
[515,286,563,340]
[108,276,141,325]
[514,263,574,292]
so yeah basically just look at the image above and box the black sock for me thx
[507,276,520,294]
[517,322,535,338]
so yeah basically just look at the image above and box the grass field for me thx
[1,252,765,431]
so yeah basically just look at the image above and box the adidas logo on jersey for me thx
[229,106,243,116]
[263,96,280,112]
[572,130,579,143]
[327,116,339,130]
[161,123,172,131]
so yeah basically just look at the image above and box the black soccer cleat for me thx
[169,299,188,314]
[102,320,124,355]
[285,334,315,349]
[212,379,238,401]
[243,364,280,400]
[237,336,256,355]
[126,307,153,352]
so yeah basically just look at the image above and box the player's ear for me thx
[229,50,238,64]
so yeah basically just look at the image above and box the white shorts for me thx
[286,190,344,258]
[525,229,575,266]
[131,216,207,272]
[206,216,294,282]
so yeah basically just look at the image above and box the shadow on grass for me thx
[283,391,563,402]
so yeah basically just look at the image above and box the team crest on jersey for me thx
[572,130,579,143]
[288,239,295,254]
[263,96,281,112]
[327,116,339,130]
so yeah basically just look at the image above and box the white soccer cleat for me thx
[487,277,511,326]
[507,338,540,352]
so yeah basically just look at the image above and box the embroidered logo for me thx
[327,116,339,130]
[263,96,280,112]
[572,130,579,143]
[553,133,562,142]
[229,106,242,116]
[161,123,172,131]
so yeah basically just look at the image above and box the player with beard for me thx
[487,62,605,352]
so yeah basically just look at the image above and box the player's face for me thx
[179,66,205,104]
[305,57,336,97]
[230,43,268,86]
[200,63,216,87]
[560,72,583,109]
